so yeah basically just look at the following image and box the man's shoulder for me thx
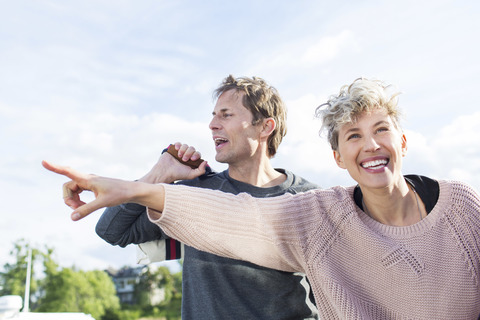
[283,170,320,193]
[177,169,228,188]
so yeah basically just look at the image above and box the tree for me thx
[159,268,182,320]
[36,262,120,319]
[133,264,182,319]
[0,239,41,306]
[1,239,121,320]
[1,240,186,320]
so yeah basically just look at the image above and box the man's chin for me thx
[215,154,229,164]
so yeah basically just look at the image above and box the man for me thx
[95,75,319,319]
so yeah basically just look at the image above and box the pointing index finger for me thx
[42,160,86,181]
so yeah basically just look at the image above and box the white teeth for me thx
[362,159,387,168]
[214,138,228,146]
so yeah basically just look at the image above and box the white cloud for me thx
[301,30,358,65]
[431,112,480,187]
[402,112,480,192]
[247,30,359,77]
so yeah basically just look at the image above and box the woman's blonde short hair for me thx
[315,78,402,150]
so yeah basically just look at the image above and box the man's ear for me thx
[261,118,276,138]
[401,133,408,157]
[333,150,347,169]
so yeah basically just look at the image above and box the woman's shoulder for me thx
[407,174,477,194]
[405,174,479,210]
[437,178,480,202]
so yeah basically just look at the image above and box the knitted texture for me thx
[150,180,480,319]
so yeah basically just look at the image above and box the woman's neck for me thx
[360,179,426,226]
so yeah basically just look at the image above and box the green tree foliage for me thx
[37,268,120,320]
[134,265,182,319]
[1,239,184,320]
[0,239,41,304]
[1,239,121,320]
[160,268,182,320]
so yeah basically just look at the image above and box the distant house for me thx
[106,265,165,305]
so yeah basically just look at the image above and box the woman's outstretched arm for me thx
[42,160,312,273]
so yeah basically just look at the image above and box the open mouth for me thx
[214,138,229,147]
[361,158,389,170]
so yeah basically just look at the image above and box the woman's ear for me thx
[333,150,346,169]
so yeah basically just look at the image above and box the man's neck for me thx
[227,159,287,188]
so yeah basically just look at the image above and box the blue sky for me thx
[1,0,479,271]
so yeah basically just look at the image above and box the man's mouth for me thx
[214,138,229,147]
[361,158,388,170]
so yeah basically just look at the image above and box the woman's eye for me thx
[376,127,389,133]
[347,134,360,140]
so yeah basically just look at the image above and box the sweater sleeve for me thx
[96,203,169,247]
[148,183,323,273]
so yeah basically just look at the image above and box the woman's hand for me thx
[42,160,141,221]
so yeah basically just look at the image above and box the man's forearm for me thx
[96,203,164,247]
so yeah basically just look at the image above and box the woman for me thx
[44,78,480,319]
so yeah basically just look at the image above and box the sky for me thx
[1,0,479,272]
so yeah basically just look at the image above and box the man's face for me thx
[209,90,263,165]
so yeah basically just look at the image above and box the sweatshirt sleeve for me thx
[96,203,169,247]
[148,183,322,273]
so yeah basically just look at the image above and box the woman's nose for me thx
[363,136,380,152]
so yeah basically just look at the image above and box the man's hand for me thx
[138,142,208,184]
[166,144,204,169]
[42,160,144,221]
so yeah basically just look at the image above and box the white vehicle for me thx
[0,295,95,319]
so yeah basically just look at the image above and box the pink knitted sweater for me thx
[149,180,480,319]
